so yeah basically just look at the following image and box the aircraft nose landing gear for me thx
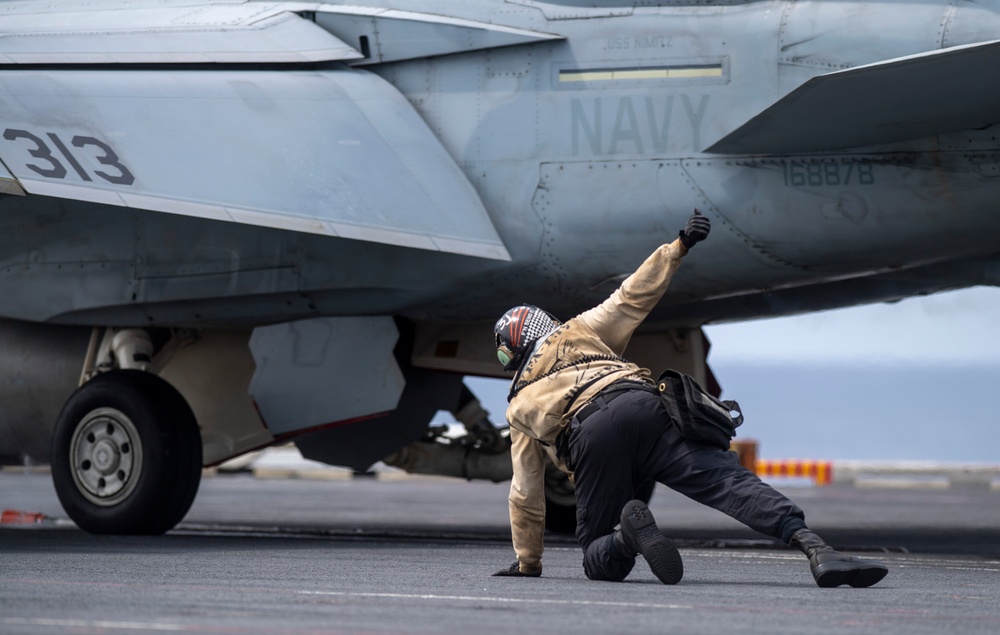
[51,370,202,535]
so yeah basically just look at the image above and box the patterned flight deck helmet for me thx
[493,304,561,371]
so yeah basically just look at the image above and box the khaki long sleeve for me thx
[507,426,546,574]
[503,238,688,570]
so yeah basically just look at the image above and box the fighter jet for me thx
[1,0,998,534]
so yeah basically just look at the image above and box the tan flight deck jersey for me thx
[505,239,689,574]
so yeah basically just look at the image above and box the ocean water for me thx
[710,362,1000,463]
[464,363,1000,464]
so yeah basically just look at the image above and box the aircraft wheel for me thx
[51,370,202,534]
[544,473,656,535]
[544,496,578,535]
[543,464,578,534]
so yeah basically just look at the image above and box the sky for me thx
[704,285,1000,367]
[458,286,1000,464]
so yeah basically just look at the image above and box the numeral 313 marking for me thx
[2,128,134,186]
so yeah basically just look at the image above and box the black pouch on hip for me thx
[656,369,743,449]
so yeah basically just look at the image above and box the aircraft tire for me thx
[543,462,577,534]
[544,478,657,535]
[50,370,202,535]
[544,495,578,535]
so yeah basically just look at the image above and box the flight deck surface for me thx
[2,470,999,634]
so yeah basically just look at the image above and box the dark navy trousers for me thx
[566,389,805,581]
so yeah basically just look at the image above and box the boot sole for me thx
[622,500,683,585]
[814,561,889,588]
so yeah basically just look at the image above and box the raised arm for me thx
[576,211,711,354]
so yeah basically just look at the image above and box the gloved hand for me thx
[678,208,711,249]
[492,561,541,577]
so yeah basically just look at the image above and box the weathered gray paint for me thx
[248,316,404,436]
[2,0,1000,465]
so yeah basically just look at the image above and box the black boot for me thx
[616,499,683,585]
[789,529,888,588]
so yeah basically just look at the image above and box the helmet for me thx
[493,305,561,371]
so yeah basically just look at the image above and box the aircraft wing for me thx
[0,4,568,261]
[0,2,561,65]
[706,39,1000,155]
[0,67,510,260]
[0,4,361,64]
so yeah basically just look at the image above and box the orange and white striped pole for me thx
[730,439,833,486]
[755,459,833,486]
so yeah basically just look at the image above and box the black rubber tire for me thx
[544,495,579,535]
[545,478,657,535]
[51,370,202,534]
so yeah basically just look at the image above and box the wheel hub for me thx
[69,408,143,506]
[92,439,119,473]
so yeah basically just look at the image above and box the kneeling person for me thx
[491,211,888,588]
